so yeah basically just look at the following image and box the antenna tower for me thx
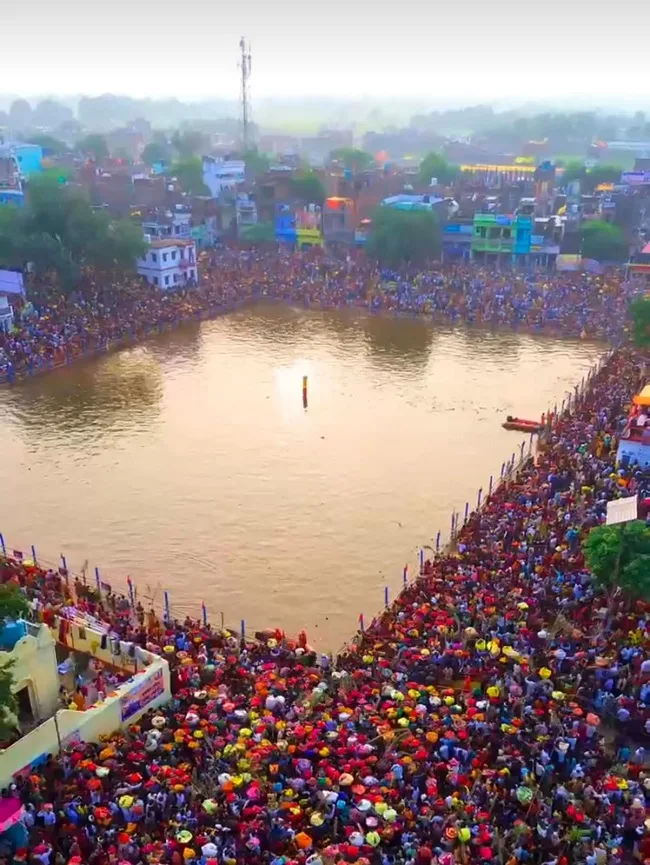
[239,37,252,152]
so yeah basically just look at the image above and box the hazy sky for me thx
[3,0,649,104]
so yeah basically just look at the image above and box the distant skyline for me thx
[2,0,649,105]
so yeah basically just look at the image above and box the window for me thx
[173,274,178,283]
[153,276,158,285]
[151,252,157,262]
[476,226,486,238]
[502,228,511,239]
[165,275,170,286]
[488,227,500,239]
[171,251,177,260]
[189,270,195,280]
[163,253,168,262]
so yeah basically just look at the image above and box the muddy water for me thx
[0,305,604,648]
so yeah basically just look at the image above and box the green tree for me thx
[367,206,441,266]
[0,661,18,741]
[561,160,586,188]
[0,586,28,740]
[419,151,457,186]
[0,175,144,289]
[629,296,650,348]
[141,141,168,165]
[0,584,29,628]
[580,220,628,262]
[243,148,270,178]
[27,134,68,156]
[583,521,650,599]
[169,157,210,196]
[290,170,326,205]
[329,148,374,171]
[240,222,275,245]
[172,130,209,159]
[76,133,109,161]
[585,164,622,192]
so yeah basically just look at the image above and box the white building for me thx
[0,622,60,727]
[202,156,245,199]
[137,238,198,289]
[0,294,14,332]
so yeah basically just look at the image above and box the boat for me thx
[502,416,542,433]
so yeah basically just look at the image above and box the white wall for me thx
[0,624,59,722]
[0,652,171,788]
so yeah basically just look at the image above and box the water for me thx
[0,304,604,648]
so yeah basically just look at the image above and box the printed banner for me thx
[120,669,165,722]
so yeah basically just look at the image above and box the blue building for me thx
[0,142,43,180]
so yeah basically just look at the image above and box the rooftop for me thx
[148,238,195,249]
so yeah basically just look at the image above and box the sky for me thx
[2,0,649,105]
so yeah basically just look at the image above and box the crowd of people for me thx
[0,249,644,379]
[1,346,650,865]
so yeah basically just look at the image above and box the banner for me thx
[120,669,165,722]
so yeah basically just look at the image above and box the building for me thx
[275,203,323,248]
[0,621,60,728]
[471,213,533,264]
[322,197,356,245]
[142,207,192,240]
[299,129,353,167]
[382,193,443,212]
[442,221,474,261]
[0,154,23,206]
[0,294,14,332]
[236,194,258,230]
[202,157,245,199]
[0,142,43,180]
[136,238,198,288]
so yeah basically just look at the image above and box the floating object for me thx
[502,416,542,433]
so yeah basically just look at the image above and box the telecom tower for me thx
[239,37,252,152]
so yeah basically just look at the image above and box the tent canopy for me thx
[0,269,25,296]
[633,384,650,407]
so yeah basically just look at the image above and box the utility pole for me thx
[239,37,252,153]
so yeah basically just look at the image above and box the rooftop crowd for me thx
[0,249,644,379]
[1,345,650,865]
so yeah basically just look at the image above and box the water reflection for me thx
[0,305,606,649]
[5,353,162,444]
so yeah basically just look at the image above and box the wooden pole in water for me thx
[302,375,308,409]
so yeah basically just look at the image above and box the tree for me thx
[290,170,326,205]
[367,206,441,266]
[629,296,650,348]
[0,584,29,628]
[240,222,275,245]
[583,521,650,600]
[560,160,586,188]
[329,148,373,171]
[243,148,270,178]
[76,134,109,161]
[169,157,210,196]
[8,99,33,131]
[585,164,622,192]
[27,135,68,156]
[0,175,144,289]
[0,660,18,741]
[580,220,628,262]
[172,130,210,159]
[419,151,457,186]
[32,99,74,129]
[141,141,168,165]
